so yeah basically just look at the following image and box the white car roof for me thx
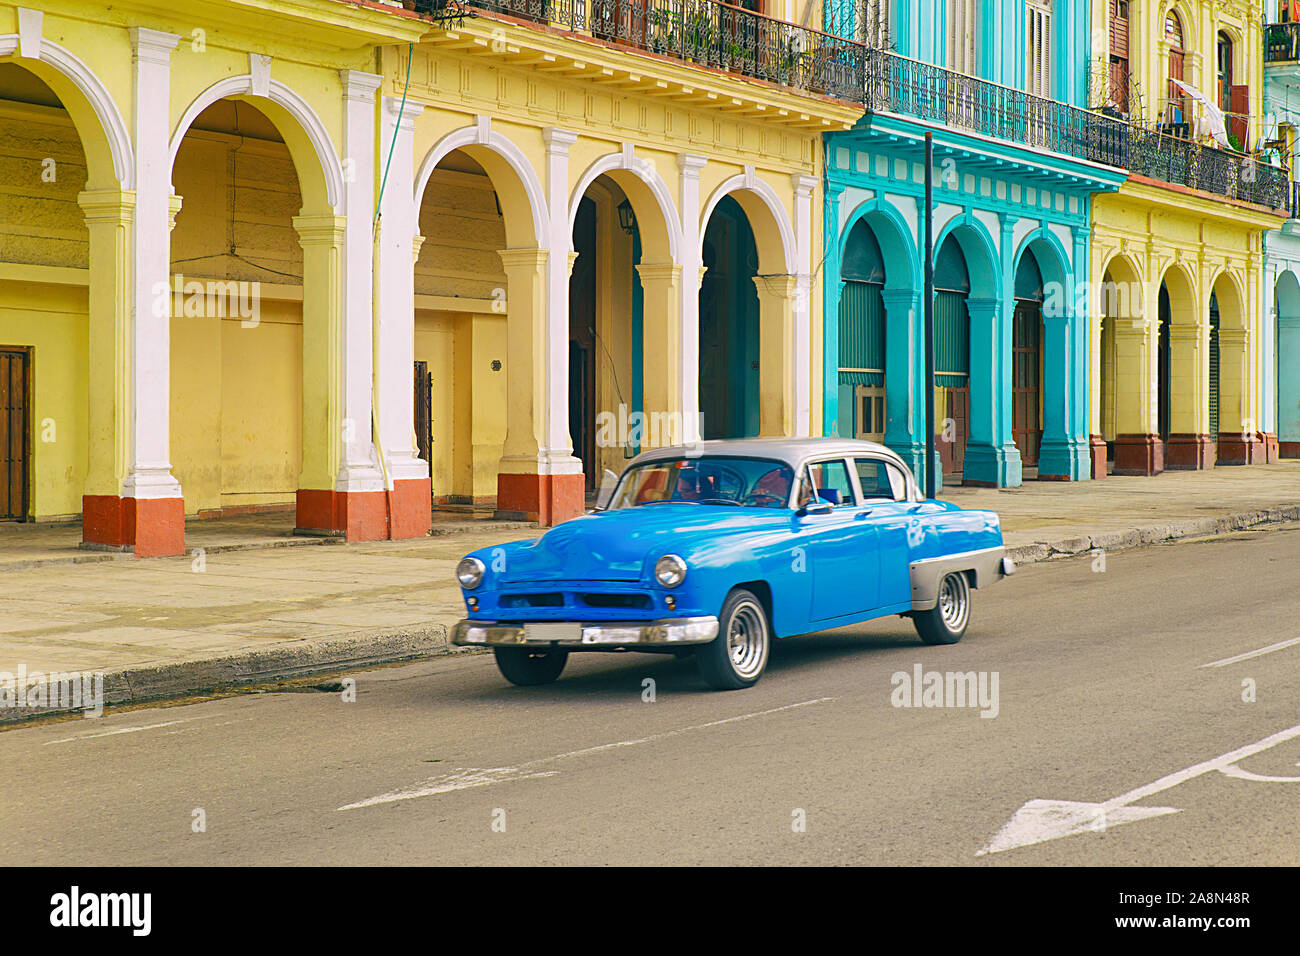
[628,437,909,472]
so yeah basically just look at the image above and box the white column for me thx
[541,127,582,475]
[791,173,817,438]
[678,153,707,444]
[336,70,386,492]
[375,94,427,485]
[123,26,182,501]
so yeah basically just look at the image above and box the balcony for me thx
[1124,125,1289,209]
[864,49,1128,167]
[413,0,869,101]
[406,2,1286,209]
[1265,21,1300,63]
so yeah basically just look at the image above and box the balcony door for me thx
[1026,0,1051,98]
[1165,12,1186,128]
[1109,0,1130,113]
[946,0,977,75]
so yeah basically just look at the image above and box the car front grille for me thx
[496,591,654,611]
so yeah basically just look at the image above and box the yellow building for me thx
[0,0,863,553]
[1088,0,1287,476]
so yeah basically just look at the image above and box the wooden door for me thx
[0,347,30,521]
[938,385,969,477]
[1012,301,1042,466]
[1109,0,1129,112]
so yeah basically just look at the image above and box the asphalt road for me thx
[2,527,1298,866]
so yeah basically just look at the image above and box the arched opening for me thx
[1210,272,1257,463]
[1209,290,1221,442]
[1217,30,1247,147]
[168,99,305,524]
[1011,247,1044,469]
[933,233,971,478]
[1274,270,1300,457]
[1157,264,1209,469]
[1096,254,1151,474]
[838,217,886,442]
[569,174,646,490]
[413,147,511,509]
[1157,283,1171,443]
[699,195,760,440]
[0,60,106,524]
[1099,280,1115,466]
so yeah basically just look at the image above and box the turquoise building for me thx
[1264,4,1300,459]
[821,0,1126,487]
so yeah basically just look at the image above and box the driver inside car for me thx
[749,468,792,508]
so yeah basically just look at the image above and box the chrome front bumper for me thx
[451,617,720,648]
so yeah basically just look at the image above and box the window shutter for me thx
[1027,0,1051,97]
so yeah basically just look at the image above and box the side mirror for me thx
[593,468,619,511]
[799,499,834,517]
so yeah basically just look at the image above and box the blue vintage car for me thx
[452,438,1013,689]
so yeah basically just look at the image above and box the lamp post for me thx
[924,132,936,500]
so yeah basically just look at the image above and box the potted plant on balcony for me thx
[682,5,717,65]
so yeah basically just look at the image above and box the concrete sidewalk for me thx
[1,462,1297,717]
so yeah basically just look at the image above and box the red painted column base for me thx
[1164,433,1216,470]
[1111,434,1164,476]
[389,478,432,540]
[82,494,186,558]
[1216,434,1265,466]
[497,472,585,526]
[1260,433,1279,464]
[1089,435,1108,479]
[296,489,389,542]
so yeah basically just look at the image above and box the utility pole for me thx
[924,131,936,500]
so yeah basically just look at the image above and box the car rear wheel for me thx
[697,588,770,690]
[913,571,971,645]
[493,646,569,686]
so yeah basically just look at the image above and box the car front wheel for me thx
[912,571,971,645]
[696,588,771,690]
[493,646,568,686]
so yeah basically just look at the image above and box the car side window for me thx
[804,459,856,507]
[855,458,906,502]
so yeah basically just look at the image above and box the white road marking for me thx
[43,714,218,745]
[337,768,561,811]
[977,721,1300,856]
[520,697,836,767]
[1201,635,1300,668]
[338,697,836,811]
[42,712,220,743]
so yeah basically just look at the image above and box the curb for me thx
[1004,505,1300,566]
[0,624,464,724]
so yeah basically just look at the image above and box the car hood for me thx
[497,504,782,583]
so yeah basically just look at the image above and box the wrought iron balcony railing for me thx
[419,0,868,100]
[861,51,1285,207]
[1125,125,1289,209]
[1265,21,1300,63]
[410,1,1287,209]
[864,49,1128,167]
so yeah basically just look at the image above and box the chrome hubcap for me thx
[938,573,970,632]
[726,601,768,679]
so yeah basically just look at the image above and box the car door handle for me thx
[854,510,872,520]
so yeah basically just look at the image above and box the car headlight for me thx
[654,554,688,588]
[456,557,485,589]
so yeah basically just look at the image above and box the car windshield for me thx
[606,457,795,510]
